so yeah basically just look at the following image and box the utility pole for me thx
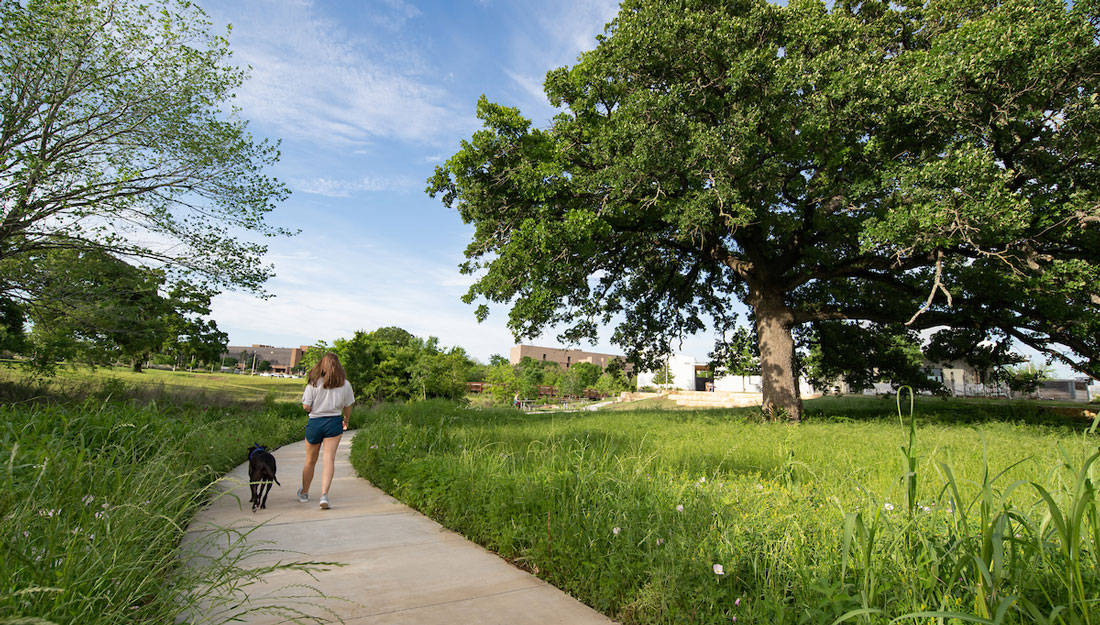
[250,352,257,376]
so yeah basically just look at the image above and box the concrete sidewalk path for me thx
[182,431,616,625]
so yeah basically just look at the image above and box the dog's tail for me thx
[274,476,281,485]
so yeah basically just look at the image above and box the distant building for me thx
[224,344,311,374]
[1037,379,1091,402]
[635,353,816,396]
[510,344,631,371]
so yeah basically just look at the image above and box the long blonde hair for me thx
[307,352,347,389]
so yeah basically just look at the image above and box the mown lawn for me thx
[350,398,1099,625]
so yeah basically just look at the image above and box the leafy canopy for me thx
[429,0,1100,418]
[0,0,290,354]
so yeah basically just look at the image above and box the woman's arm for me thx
[342,405,351,430]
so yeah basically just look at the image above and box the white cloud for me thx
[211,239,513,359]
[213,1,469,149]
[290,175,416,197]
[502,68,549,108]
[500,0,621,117]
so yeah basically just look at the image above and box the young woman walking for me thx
[299,352,355,509]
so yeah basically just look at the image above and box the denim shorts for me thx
[305,415,343,444]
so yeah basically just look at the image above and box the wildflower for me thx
[676,504,684,512]
[735,598,741,607]
[656,538,664,546]
[101,503,110,509]
[713,563,725,575]
[920,505,931,513]
[699,476,706,483]
[95,511,105,519]
[883,502,895,511]
[82,495,95,505]
[613,527,621,536]
[732,617,737,623]
[755,484,763,490]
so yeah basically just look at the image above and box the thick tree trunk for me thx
[750,291,803,421]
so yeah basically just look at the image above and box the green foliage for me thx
[158,283,228,371]
[0,0,289,294]
[998,363,1052,394]
[0,297,26,353]
[557,361,602,397]
[24,250,171,372]
[801,321,944,394]
[485,361,519,404]
[350,399,1099,625]
[710,326,760,378]
[651,361,675,387]
[593,371,633,396]
[428,0,1100,419]
[19,250,227,373]
[318,327,475,404]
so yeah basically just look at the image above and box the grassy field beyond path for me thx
[0,364,305,403]
[350,400,1099,625]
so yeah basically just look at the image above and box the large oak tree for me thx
[429,0,1100,419]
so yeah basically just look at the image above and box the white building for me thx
[636,354,816,396]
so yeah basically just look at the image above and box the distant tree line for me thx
[296,329,636,406]
[2,249,228,374]
[299,327,474,404]
[482,356,634,404]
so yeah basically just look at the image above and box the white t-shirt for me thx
[302,380,355,418]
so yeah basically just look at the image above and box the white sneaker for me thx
[319,494,330,509]
[297,489,308,503]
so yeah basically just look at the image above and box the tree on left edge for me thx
[0,0,290,369]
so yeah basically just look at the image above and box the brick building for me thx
[509,344,630,371]
[224,344,311,374]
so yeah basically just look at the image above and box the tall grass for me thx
[0,377,356,624]
[349,399,1099,624]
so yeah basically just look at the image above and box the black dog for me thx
[248,443,280,512]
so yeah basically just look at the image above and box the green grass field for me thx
[0,362,306,403]
[350,398,1100,625]
[0,369,361,624]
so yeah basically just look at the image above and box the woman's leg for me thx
[320,433,342,496]
[301,440,321,494]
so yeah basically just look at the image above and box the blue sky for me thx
[201,0,725,362]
